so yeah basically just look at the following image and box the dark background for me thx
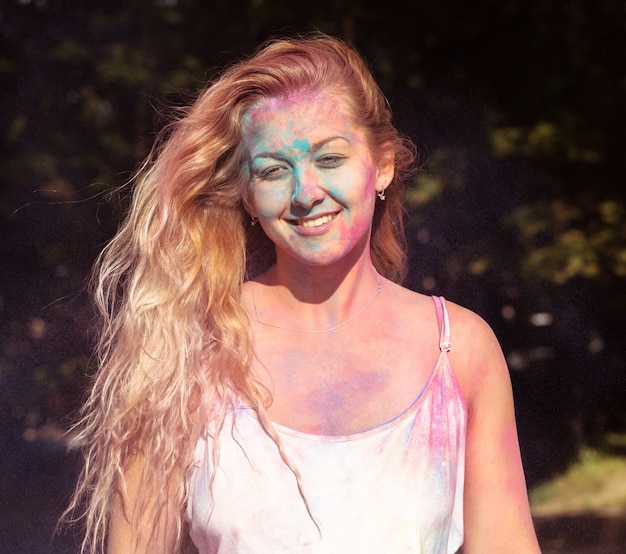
[0,0,624,551]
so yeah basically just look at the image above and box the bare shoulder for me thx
[382,285,495,344]
[380,279,437,314]
[378,281,441,339]
[444,299,500,347]
[443,299,511,407]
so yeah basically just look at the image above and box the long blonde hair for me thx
[64,32,415,552]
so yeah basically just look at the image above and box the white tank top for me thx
[187,296,467,553]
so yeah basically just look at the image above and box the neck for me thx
[254,253,382,333]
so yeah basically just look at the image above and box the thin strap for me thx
[432,296,451,352]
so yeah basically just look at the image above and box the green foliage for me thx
[491,120,607,164]
[531,438,626,515]
[508,199,626,284]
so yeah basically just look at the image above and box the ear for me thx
[375,149,395,193]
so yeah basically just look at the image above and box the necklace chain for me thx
[252,274,382,334]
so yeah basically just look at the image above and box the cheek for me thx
[362,165,377,200]
[251,185,289,217]
[333,163,377,220]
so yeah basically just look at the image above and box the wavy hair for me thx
[63,33,415,552]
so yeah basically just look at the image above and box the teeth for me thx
[300,214,334,228]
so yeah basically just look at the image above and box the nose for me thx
[291,166,325,210]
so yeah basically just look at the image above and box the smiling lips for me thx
[290,213,337,228]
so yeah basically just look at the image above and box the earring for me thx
[377,189,386,201]
[250,216,258,226]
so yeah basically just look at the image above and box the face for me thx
[242,90,393,269]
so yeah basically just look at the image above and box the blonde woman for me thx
[66,34,541,553]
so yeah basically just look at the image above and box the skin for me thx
[109,89,540,552]
[242,89,391,298]
[108,454,176,552]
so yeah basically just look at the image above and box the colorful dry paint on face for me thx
[242,90,387,269]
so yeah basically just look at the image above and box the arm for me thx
[450,306,540,553]
[108,452,179,554]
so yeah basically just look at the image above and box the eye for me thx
[255,164,288,181]
[316,155,345,168]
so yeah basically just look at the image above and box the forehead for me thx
[241,90,363,147]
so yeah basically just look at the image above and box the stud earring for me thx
[250,216,258,226]
[377,189,386,201]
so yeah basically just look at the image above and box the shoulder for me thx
[386,290,504,369]
[380,282,494,340]
[443,299,511,410]
[445,299,500,348]
[379,279,435,313]
[378,281,439,339]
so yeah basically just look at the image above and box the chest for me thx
[250,326,439,435]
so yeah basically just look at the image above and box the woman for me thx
[66,34,540,553]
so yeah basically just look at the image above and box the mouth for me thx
[290,213,337,228]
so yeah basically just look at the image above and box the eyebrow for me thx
[251,136,350,162]
[311,136,350,152]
